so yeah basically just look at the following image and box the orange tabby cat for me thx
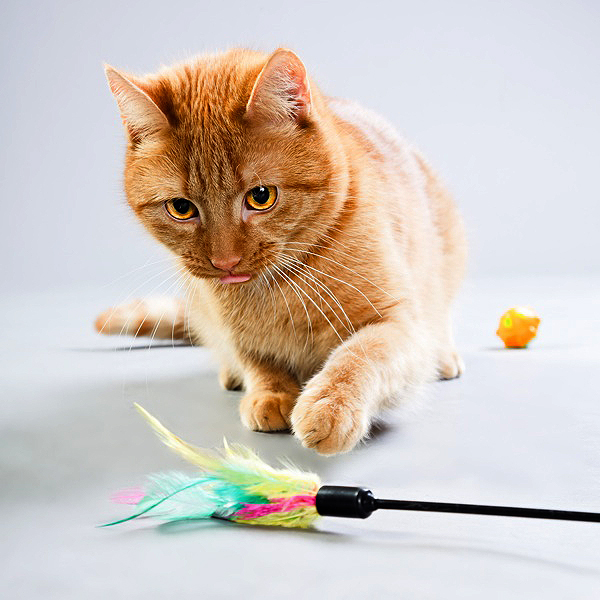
[96,48,467,455]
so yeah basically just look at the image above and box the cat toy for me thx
[497,306,541,348]
[102,405,599,529]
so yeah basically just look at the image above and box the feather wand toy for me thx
[102,405,600,529]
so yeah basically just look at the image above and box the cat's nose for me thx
[210,255,241,271]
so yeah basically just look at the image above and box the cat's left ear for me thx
[246,49,312,126]
[104,65,169,142]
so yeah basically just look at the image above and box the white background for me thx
[1,0,599,294]
[2,3,600,597]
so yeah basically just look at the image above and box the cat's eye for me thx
[165,198,198,220]
[244,186,278,211]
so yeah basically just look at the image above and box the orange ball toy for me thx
[496,307,541,348]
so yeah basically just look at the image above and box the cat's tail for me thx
[94,297,192,342]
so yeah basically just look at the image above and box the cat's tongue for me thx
[219,274,252,284]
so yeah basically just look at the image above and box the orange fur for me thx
[99,48,467,454]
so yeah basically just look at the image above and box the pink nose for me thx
[210,255,241,271]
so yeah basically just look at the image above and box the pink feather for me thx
[111,487,146,505]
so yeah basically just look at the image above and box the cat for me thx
[96,48,467,455]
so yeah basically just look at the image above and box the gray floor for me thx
[2,276,599,599]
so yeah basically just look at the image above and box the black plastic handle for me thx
[315,485,376,519]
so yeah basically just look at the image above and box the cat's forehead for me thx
[162,51,261,127]
[181,132,284,202]
[159,52,265,197]
[174,114,253,200]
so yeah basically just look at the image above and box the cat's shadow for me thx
[69,340,405,447]
[368,418,396,442]
[37,346,400,499]
[68,342,400,468]
[70,342,192,352]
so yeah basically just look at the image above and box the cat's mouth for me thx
[218,273,252,284]
[181,260,255,284]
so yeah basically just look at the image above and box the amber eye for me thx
[165,198,198,220]
[244,185,278,211]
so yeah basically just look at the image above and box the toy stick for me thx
[102,405,600,529]
[315,486,600,522]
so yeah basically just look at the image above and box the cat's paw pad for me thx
[291,392,368,455]
[239,392,296,432]
[219,367,243,391]
[438,350,465,380]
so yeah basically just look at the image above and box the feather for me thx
[134,404,222,472]
[111,487,145,505]
[134,403,320,498]
[103,406,321,529]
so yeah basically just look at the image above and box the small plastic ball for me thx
[496,307,541,348]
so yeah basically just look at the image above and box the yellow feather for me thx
[135,404,321,498]
[134,404,221,471]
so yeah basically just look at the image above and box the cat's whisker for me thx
[144,294,176,351]
[149,266,187,347]
[97,263,180,336]
[288,222,355,249]
[282,235,363,261]
[177,270,195,348]
[260,271,278,319]
[271,263,313,350]
[125,269,183,351]
[99,255,175,290]
[144,269,187,351]
[152,277,187,351]
[278,250,384,319]
[171,272,187,348]
[280,259,358,334]
[271,263,313,351]
[123,268,184,343]
[278,255,355,337]
[280,245,402,305]
[286,222,388,267]
[113,271,179,341]
[266,263,298,343]
[278,256,370,360]
[273,262,347,348]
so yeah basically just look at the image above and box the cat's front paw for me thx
[291,387,369,455]
[239,391,296,432]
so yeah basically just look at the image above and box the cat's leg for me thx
[238,358,301,432]
[94,297,192,342]
[437,318,464,380]
[291,319,436,455]
[438,347,464,380]
[218,365,244,391]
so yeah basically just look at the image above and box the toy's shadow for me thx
[156,517,342,538]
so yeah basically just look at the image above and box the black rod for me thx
[375,498,600,523]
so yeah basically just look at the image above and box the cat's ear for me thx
[104,65,169,142]
[245,49,312,126]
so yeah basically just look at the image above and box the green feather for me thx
[101,472,266,527]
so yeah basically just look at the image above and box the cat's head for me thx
[105,48,347,286]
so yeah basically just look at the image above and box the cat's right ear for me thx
[104,65,169,142]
